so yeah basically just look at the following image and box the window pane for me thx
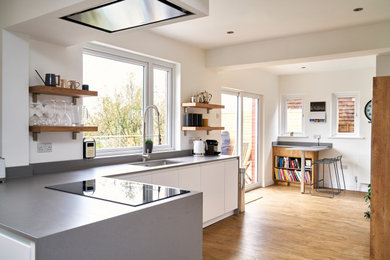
[338,97,355,133]
[83,53,144,149]
[153,68,169,145]
[242,97,259,185]
[286,99,302,133]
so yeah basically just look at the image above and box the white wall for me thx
[1,30,29,167]
[217,69,279,187]
[377,53,390,76]
[278,68,375,191]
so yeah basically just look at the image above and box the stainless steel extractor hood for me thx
[61,0,193,33]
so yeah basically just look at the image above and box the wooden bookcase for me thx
[272,146,318,186]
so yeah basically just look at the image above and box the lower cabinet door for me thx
[224,159,239,212]
[201,162,225,222]
[0,229,35,260]
[151,169,179,188]
[178,165,201,191]
[114,173,152,184]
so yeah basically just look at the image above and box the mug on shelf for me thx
[69,80,81,89]
[60,79,69,88]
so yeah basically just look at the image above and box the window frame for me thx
[331,92,360,138]
[280,94,305,136]
[83,43,176,157]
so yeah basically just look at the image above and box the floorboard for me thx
[203,185,370,260]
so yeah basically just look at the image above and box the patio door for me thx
[221,92,261,190]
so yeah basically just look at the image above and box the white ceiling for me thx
[264,55,376,75]
[151,0,390,50]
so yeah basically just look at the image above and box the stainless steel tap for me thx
[142,105,162,162]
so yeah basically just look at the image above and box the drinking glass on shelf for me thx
[29,104,41,126]
[50,100,61,126]
[71,104,88,126]
[60,101,72,126]
[39,103,49,126]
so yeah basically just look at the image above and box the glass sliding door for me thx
[221,91,261,189]
[221,93,238,156]
[242,95,260,188]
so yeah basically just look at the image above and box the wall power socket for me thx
[314,135,321,139]
[37,143,52,153]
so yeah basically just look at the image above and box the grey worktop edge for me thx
[6,149,193,179]
[272,141,333,148]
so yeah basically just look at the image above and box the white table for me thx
[286,146,331,193]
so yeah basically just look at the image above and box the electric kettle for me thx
[193,139,205,156]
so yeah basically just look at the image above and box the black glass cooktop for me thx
[46,178,189,207]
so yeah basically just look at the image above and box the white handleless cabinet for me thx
[0,228,35,260]
[178,166,201,191]
[224,159,239,212]
[114,172,152,184]
[151,169,179,187]
[200,162,225,222]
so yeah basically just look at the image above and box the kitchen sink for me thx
[130,159,181,167]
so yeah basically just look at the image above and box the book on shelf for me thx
[274,168,311,184]
[275,156,312,170]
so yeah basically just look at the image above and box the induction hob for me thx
[46,178,189,207]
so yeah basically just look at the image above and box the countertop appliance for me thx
[46,178,189,207]
[83,138,96,159]
[193,139,205,156]
[205,139,219,155]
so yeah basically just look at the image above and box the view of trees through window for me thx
[83,52,169,150]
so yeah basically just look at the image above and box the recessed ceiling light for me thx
[353,7,363,12]
[227,31,234,34]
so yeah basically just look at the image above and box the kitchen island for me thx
[0,155,238,260]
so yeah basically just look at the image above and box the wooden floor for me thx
[203,185,370,260]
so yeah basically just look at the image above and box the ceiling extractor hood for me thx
[61,0,193,33]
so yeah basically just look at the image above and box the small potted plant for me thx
[145,139,153,153]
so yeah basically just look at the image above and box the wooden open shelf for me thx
[181,126,224,136]
[182,102,225,113]
[29,125,98,141]
[29,86,98,104]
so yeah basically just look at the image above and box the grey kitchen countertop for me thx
[0,155,238,241]
[272,141,332,149]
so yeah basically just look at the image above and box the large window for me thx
[83,44,174,155]
[332,93,359,137]
[281,95,304,136]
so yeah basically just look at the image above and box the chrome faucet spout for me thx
[142,105,162,161]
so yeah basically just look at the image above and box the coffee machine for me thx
[205,139,219,155]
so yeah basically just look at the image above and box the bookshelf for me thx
[272,146,318,186]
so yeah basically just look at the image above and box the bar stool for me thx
[310,157,342,198]
[334,155,346,190]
